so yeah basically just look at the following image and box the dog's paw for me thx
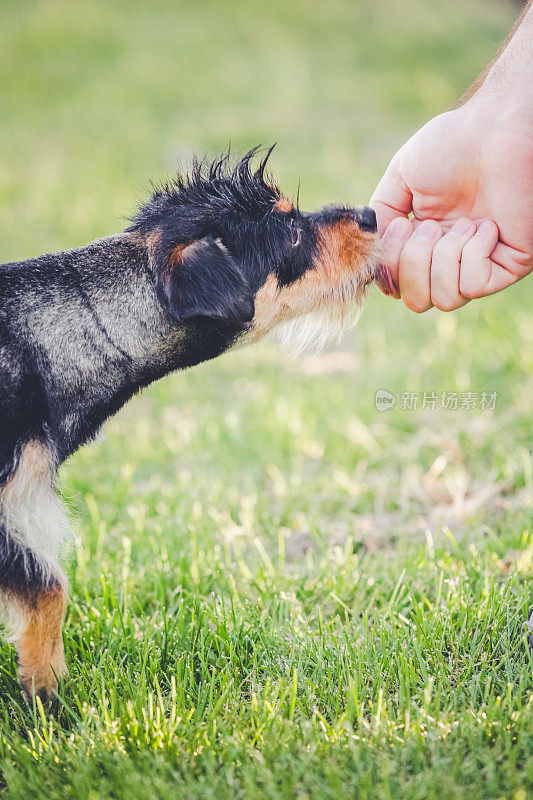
[18,648,67,703]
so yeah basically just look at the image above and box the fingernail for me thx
[477,219,495,236]
[451,218,473,236]
[386,217,411,241]
[415,220,441,240]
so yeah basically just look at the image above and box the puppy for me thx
[0,150,388,699]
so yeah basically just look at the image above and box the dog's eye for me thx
[290,219,301,248]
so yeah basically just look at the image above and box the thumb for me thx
[369,159,413,236]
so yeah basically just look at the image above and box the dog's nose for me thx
[356,206,377,233]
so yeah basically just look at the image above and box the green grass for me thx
[0,0,532,797]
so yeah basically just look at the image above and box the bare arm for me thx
[461,0,533,104]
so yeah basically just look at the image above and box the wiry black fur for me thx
[0,522,59,599]
[131,147,280,234]
[0,149,376,600]
[128,147,317,293]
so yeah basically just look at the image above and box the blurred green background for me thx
[0,1,532,798]
[0,0,520,253]
[0,0,529,549]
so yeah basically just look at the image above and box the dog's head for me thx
[130,149,385,357]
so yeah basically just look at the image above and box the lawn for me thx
[0,0,532,798]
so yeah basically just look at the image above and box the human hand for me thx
[370,101,533,312]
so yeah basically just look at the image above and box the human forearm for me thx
[462,1,533,117]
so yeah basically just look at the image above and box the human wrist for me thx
[462,82,533,131]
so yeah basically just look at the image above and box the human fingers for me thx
[430,218,476,311]
[369,159,413,236]
[490,240,533,279]
[398,220,442,313]
[459,220,502,299]
[377,217,413,298]
[459,218,527,298]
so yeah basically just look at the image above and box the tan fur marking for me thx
[17,585,67,700]
[2,441,51,499]
[249,220,375,343]
[169,243,186,266]
[274,197,293,213]
[249,274,286,340]
[313,220,373,284]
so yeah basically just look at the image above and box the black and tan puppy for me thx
[0,150,386,699]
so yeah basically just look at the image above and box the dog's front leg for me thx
[0,526,67,701]
[16,585,67,701]
[1,576,67,701]
[0,441,69,701]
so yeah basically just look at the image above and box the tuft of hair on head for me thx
[128,145,281,234]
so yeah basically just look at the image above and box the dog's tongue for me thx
[375,264,398,296]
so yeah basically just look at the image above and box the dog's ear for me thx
[157,237,255,325]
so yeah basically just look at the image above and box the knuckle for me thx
[401,236,428,256]
[459,270,485,299]
[432,237,460,261]
[461,236,486,261]
[459,282,483,300]
[400,231,439,266]
[403,295,431,314]
[431,294,457,312]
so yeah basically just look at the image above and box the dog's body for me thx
[0,151,383,699]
